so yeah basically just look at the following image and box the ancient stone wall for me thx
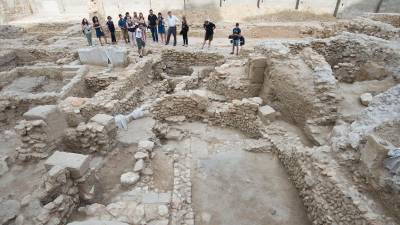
[154,49,224,76]
[310,32,400,83]
[207,98,264,138]
[79,58,154,120]
[152,90,263,137]
[264,123,397,225]
[258,44,338,136]
[14,119,56,161]
[63,114,117,154]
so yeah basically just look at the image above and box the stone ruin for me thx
[0,12,400,225]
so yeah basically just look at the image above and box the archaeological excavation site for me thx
[1,1,400,225]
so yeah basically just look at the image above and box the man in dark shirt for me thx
[118,14,129,43]
[148,9,158,42]
[231,23,241,55]
[202,20,216,49]
[107,16,117,44]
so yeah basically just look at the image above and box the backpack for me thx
[240,36,245,46]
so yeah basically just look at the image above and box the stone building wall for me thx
[263,123,397,225]
[151,90,263,137]
[63,114,117,154]
[154,49,224,77]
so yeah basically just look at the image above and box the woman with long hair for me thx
[92,16,108,45]
[133,12,139,23]
[157,12,166,43]
[138,12,147,41]
[180,16,189,46]
[81,18,93,46]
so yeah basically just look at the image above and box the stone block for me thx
[90,114,115,129]
[138,140,155,152]
[248,66,266,84]
[45,151,90,178]
[23,105,67,141]
[247,57,267,84]
[360,93,373,106]
[258,105,277,124]
[78,47,109,66]
[68,220,129,225]
[23,105,58,121]
[105,47,128,67]
[78,47,128,67]
[360,135,390,186]
[120,172,140,187]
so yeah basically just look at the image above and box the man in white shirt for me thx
[165,11,179,46]
[135,24,146,58]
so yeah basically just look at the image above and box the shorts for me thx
[136,38,145,49]
[233,39,240,46]
[205,33,213,41]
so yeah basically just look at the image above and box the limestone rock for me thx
[120,172,140,187]
[0,155,9,177]
[45,151,90,178]
[0,199,20,224]
[360,93,373,106]
[148,219,169,225]
[258,105,278,124]
[134,159,145,172]
[134,152,149,160]
[138,140,155,152]
[78,47,128,67]
[68,220,129,225]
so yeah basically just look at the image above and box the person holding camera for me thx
[230,23,241,55]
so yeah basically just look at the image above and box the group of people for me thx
[81,10,244,57]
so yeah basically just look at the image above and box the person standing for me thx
[118,14,129,43]
[157,12,166,43]
[124,12,130,20]
[201,20,216,49]
[133,12,139,23]
[165,11,179,46]
[180,16,189,47]
[231,23,241,55]
[81,18,93,46]
[92,16,108,45]
[126,17,136,47]
[138,12,147,41]
[148,9,158,42]
[135,24,146,58]
[106,16,117,44]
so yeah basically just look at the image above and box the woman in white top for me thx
[81,18,93,46]
[135,24,146,58]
